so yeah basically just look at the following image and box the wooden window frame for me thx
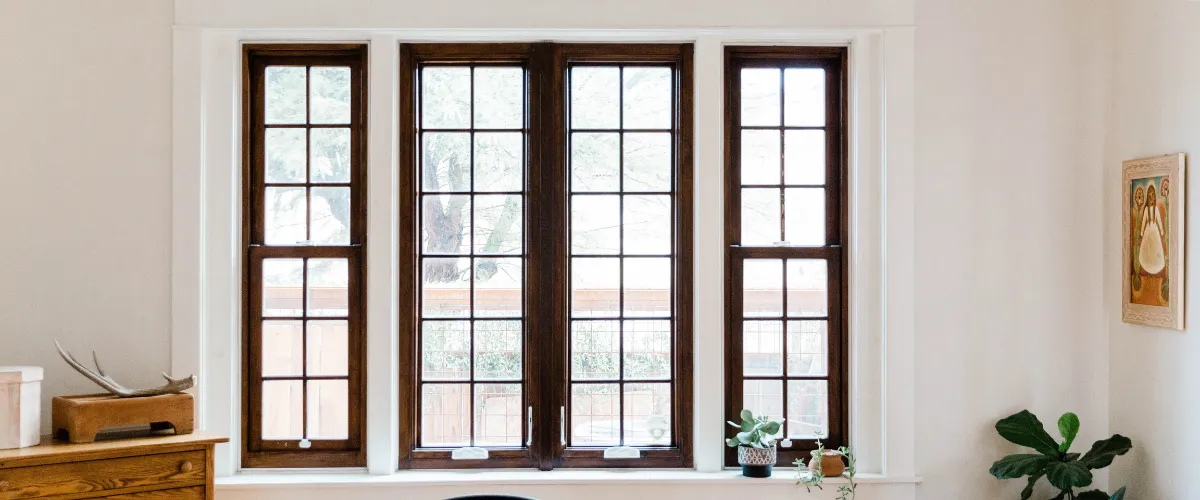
[399,43,693,470]
[722,46,849,468]
[242,44,369,469]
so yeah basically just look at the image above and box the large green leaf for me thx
[996,410,1061,456]
[1079,435,1133,469]
[1111,486,1127,500]
[762,421,781,435]
[1020,471,1044,500]
[1045,460,1093,490]
[740,409,754,421]
[989,454,1052,479]
[1058,412,1080,452]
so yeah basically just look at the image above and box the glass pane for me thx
[572,257,620,318]
[306,320,348,376]
[571,195,620,254]
[421,383,470,446]
[265,187,306,245]
[740,188,781,245]
[307,259,348,317]
[571,320,620,380]
[262,380,303,440]
[788,259,829,317]
[265,66,305,125]
[743,259,783,317]
[474,258,522,318]
[624,383,671,445]
[743,321,783,376]
[784,130,825,185]
[262,320,302,377]
[742,380,783,434]
[784,188,825,245]
[474,384,523,446]
[623,67,671,129]
[310,67,351,125]
[422,67,470,129]
[422,132,471,192]
[474,133,523,193]
[474,67,523,129]
[741,130,782,185]
[788,321,828,376]
[623,195,671,255]
[422,257,470,318]
[307,379,348,439]
[623,320,670,380]
[422,195,471,255]
[571,67,619,129]
[262,259,303,317]
[571,383,619,445]
[264,128,306,183]
[311,187,350,245]
[623,132,672,192]
[784,68,825,127]
[310,128,351,183]
[624,257,670,318]
[571,133,620,192]
[474,195,522,255]
[422,321,470,380]
[741,68,781,127]
[787,380,828,438]
[474,320,522,380]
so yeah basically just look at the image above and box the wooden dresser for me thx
[0,433,226,500]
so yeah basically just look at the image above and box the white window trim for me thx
[171,27,915,485]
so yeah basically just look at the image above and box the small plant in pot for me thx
[989,410,1131,500]
[726,409,781,478]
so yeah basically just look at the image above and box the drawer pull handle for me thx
[179,460,194,473]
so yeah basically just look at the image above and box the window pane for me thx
[307,379,348,439]
[422,321,471,381]
[623,383,671,445]
[571,383,620,445]
[265,66,306,124]
[307,320,348,376]
[474,320,522,380]
[571,133,620,192]
[474,67,523,129]
[740,188,781,245]
[310,67,351,125]
[572,257,620,318]
[307,259,348,317]
[422,67,470,129]
[743,259,783,317]
[474,384,522,446]
[263,259,303,317]
[474,195,522,255]
[623,320,671,380]
[311,187,350,245]
[422,258,470,318]
[474,132,523,193]
[310,128,351,183]
[623,132,672,192]
[422,195,471,255]
[474,258,522,318]
[262,320,303,377]
[740,68,780,127]
[784,188,824,245]
[623,67,671,129]
[788,321,828,376]
[784,68,825,127]
[787,380,828,438]
[742,380,783,434]
[571,67,620,129]
[265,187,306,245]
[741,130,782,185]
[262,380,303,439]
[624,257,670,318]
[571,320,620,380]
[787,260,828,317]
[571,195,620,254]
[743,321,783,377]
[422,132,471,192]
[784,130,825,185]
[265,128,306,183]
[623,195,671,255]
[421,383,470,446]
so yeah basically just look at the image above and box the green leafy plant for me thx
[725,409,780,448]
[989,410,1131,500]
[794,434,857,500]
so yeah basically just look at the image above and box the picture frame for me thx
[1122,153,1186,329]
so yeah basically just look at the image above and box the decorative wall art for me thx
[1122,153,1186,329]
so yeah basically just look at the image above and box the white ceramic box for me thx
[0,366,42,449]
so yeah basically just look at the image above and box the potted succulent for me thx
[726,409,781,478]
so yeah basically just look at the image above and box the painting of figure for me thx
[1129,176,1170,306]
[1123,154,1186,329]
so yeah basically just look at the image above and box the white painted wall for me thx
[0,0,174,429]
[1107,1,1200,498]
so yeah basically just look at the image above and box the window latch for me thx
[603,446,641,459]
[298,438,311,449]
[525,406,533,447]
[451,447,489,460]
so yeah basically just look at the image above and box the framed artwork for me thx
[1123,153,1186,329]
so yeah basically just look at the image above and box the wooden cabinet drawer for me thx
[0,450,205,499]
[104,486,205,499]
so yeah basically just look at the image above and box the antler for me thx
[55,340,195,398]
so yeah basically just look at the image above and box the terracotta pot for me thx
[737,445,777,478]
[808,450,845,477]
